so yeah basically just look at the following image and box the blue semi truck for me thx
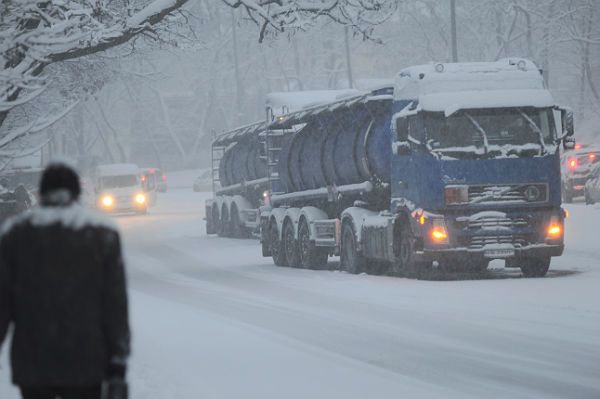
[206,59,574,278]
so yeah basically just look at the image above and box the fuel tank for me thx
[277,105,392,193]
[218,140,267,187]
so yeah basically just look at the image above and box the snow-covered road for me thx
[2,189,600,398]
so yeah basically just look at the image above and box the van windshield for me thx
[423,107,557,159]
[102,175,138,189]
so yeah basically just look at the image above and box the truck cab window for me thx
[424,107,557,158]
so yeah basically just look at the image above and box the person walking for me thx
[0,161,130,399]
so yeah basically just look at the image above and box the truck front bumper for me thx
[417,243,564,263]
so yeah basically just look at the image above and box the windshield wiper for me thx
[464,112,489,154]
[517,109,546,156]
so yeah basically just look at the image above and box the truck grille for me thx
[469,234,529,249]
[466,216,528,229]
[468,184,547,204]
[455,213,534,249]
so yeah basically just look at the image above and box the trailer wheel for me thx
[269,222,287,267]
[219,205,231,237]
[298,219,328,270]
[230,204,248,238]
[520,257,550,277]
[340,222,365,274]
[283,220,301,267]
[395,223,430,279]
[212,205,222,236]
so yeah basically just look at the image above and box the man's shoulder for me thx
[1,203,118,237]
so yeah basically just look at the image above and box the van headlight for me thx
[101,195,114,208]
[135,193,146,204]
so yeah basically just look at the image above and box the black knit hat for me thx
[39,162,81,202]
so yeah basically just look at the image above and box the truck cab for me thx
[389,59,572,276]
[95,164,148,214]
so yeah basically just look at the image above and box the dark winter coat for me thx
[0,203,130,387]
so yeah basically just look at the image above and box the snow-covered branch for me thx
[221,0,397,42]
[0,0,190,130]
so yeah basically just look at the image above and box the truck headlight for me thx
[135,193,146,204]
[430,219,449,244]
[444,185,468,205]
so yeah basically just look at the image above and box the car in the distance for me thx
[584,163,600,204]
[95,164,149,214]
[561,145,600,202]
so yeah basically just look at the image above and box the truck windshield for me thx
[102,175,138,189]
[423,108,556,159]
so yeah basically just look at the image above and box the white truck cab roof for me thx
[394,58,554,115]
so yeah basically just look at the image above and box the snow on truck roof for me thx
[266,89,364,114]
[214,88,393,146]
[96,163,140,176]
[395,58,554,113]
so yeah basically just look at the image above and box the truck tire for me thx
[206,205,216,235]
[520,257,550,277]
[230,205,249,238]
[283,220,301,268]
[298,219,328,270]
[219,206,231,237]
[269,222,287,267]
[212,205,222,236]
[396,223,430,279]
[340,222,365,274]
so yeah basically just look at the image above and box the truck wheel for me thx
[269,222,287,267]
[283,221,301,268]
[520,257,550,277]
[298,219,328,270]
[220,206,231,237]
[396,223,430,279]
[340,222,365,274]
[230,205,248,238]
[212,205,222,236]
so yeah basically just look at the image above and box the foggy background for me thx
[2,0,599,173]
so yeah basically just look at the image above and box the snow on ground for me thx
[1,189,600,398]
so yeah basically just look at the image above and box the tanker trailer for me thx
[260,59,572,278]
[205,121,269,238]
[205,90,362,239]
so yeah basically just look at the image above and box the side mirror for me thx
[563,136,576,150]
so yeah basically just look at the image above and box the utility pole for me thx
[450,0,458,62]
[344,26,354,88]
[232,8,243,123]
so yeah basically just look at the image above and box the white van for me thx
[95,164,150,214]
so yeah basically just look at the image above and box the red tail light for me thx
[589,154,596,161]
